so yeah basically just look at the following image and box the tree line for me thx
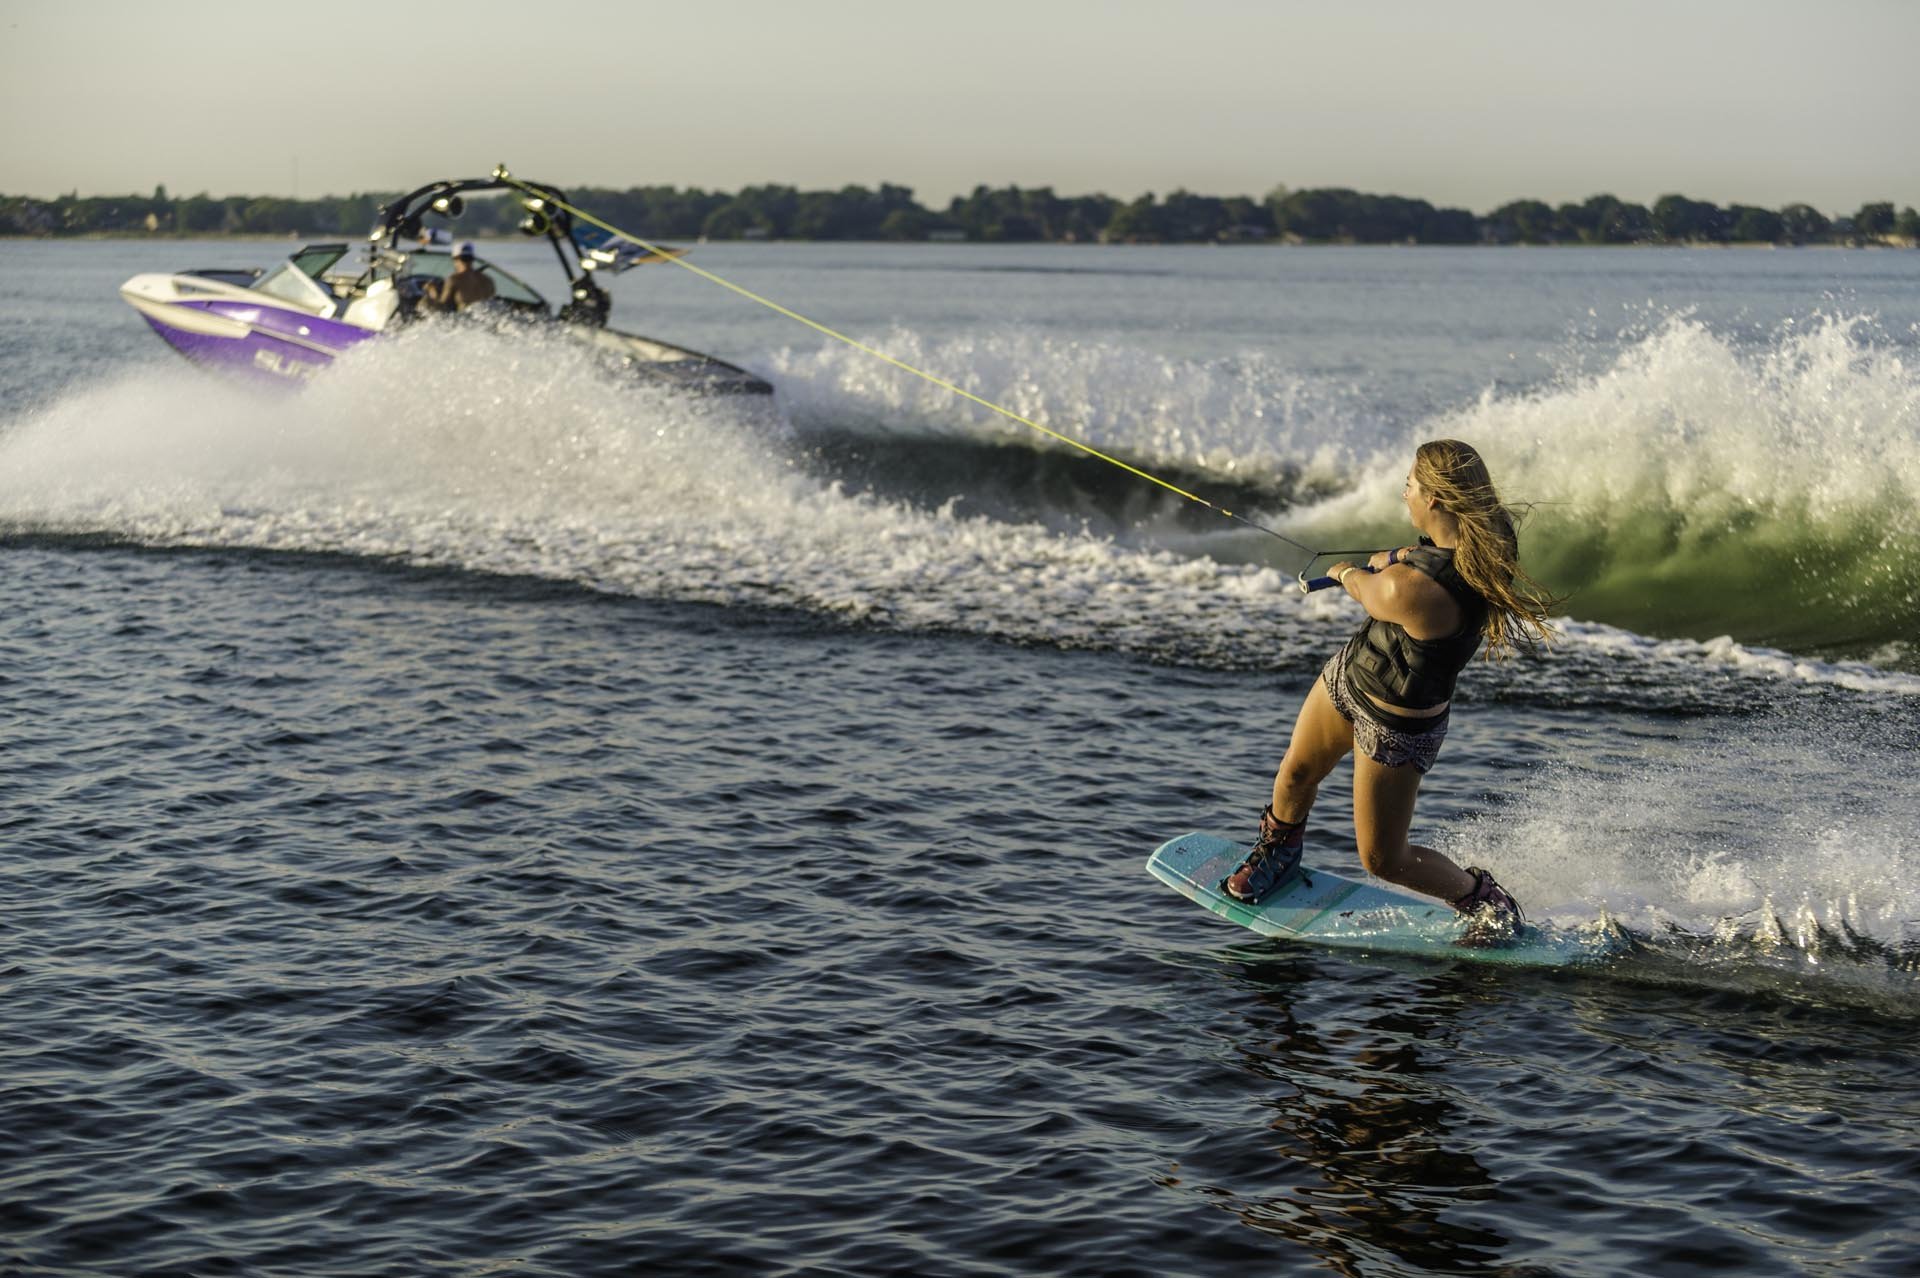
[4,182,1915,246]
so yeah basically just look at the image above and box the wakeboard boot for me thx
[1224,805,1306,903]
[1453,867,1524,944]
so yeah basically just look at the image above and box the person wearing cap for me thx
[421,241,496,312]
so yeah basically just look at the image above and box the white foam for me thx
[763,323,1385,489]
[1447,706,1920,951]
[1550,618,1920,696]
[0,329,1343,665]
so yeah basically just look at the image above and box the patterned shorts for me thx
[1321,646,1449,774]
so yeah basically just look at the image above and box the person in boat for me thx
[1225,438,1559,938]
[420,240,496,313]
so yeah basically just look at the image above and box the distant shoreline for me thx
[8,184,1914,248]
[5,231,1911,250]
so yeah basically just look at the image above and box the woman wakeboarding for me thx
[1224,439,1560,939]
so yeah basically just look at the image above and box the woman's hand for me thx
[1367,547,1404,571]
[1327,560,1358,589]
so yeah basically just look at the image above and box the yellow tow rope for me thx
[493,164,1361,566]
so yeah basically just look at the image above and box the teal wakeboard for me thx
[1148,831,1620,969]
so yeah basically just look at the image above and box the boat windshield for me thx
[405,252,546,307]
[290,244,348,280]
[251,261,334,314]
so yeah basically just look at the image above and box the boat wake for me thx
[3,311,1918,701]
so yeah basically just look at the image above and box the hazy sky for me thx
[3,0,1914,213]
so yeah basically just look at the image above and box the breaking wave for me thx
[1260,312,1920,664]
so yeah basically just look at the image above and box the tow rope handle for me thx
[1299,566,1379,593]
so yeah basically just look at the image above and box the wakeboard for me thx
[1148,831,1620,969]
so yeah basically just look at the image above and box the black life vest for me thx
[1342,544,1490,713]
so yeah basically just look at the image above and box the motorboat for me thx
[120,173,773,396]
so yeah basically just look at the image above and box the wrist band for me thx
[1337,566,1357,586]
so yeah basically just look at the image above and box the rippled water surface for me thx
[4,241,1919,1275]
[4,546,1916,1276]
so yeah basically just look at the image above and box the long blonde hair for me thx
[1412,439,1559,656]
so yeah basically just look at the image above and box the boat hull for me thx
[122,274,772,396]
[122,274,374,387]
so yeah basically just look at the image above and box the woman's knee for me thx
[1356,838,1409,879]
[1275,750,1323,791]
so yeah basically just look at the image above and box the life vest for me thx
[1342,544,1490,713]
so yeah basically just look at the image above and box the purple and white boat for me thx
[120,173,773,397]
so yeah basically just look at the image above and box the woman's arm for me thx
[1325,560,1463,640]
[1365,546,1415,571]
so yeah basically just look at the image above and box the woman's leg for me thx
[1269,675,1355,821]
[1350,754,1478,903]
[1226,674,1356,901]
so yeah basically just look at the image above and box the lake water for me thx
[3,237,1917,1275]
